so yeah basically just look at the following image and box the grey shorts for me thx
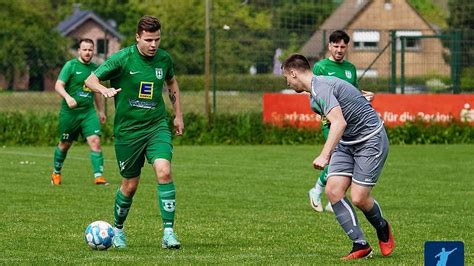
[327,127,389,186]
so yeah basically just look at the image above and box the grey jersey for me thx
[310,76,382,144]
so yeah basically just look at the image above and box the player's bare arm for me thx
[165,76,184,136]
[55,80,77,108]
[93,93,106,124]
[85,73,122,98]
[313,106,346,170]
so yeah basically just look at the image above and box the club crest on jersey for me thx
[138,81,154,99]
[345,70,352,79]
[155,68,163,79]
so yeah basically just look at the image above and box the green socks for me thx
[114,190,133,229]
[113,183,176,230]
[53,148,103,178]
[53,147,67,173]
[90,151,104,177]
[318,166,329,186]
[157,182,176,228]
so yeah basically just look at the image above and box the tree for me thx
[0,0,69,90]
[272,0,336,70]
[447,0,474,68]
[212,0,273,74]
[121,0,274,74]
[408,0,447,28]
[54,0,130,27]
[49,0,335,75]
[132,0,275,74]
[54,0,206,74]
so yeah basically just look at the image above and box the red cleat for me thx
[379,222,395,256]
[341,243,373,260]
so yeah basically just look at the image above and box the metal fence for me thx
[1,0,473,115]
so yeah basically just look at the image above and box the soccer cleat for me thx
[112,228,127,248]
[341,242,373,260]
[308,188,323,212]
[95,176,109,185]
[325,202,334,213]
[51,172,62,185]
[378,222,395,256]
[162,230,181,249]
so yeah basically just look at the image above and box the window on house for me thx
[396,31,422,51]
[97,39,109,55]
[353,31,380,49]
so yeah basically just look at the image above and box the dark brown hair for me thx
[329,30,350,44]
[137,15,161,36]
[282,54,311,72]
[79,38,94,47]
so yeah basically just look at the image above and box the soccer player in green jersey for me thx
[51,39,108,186]
[309,30,374,213]
[85,16,184,249]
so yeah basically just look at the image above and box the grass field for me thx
[0,145,472,264]
[0,91,262,114]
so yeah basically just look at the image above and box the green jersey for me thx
[57,58,98,111]
[312,58,358,88]
[94,45,174,140]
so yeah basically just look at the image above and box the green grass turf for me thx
[0,145,472,264]
[0,91,262,114]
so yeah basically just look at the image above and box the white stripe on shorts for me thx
[352,178,376,186]
[327,172,353,177]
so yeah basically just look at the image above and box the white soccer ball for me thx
[84,221,115,250]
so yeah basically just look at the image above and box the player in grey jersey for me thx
[309,75,383,145]
[282,54,395,260]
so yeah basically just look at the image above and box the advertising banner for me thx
[263,93,474,128]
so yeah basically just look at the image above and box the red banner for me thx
[263,93,474,128]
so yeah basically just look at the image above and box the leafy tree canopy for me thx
[0,0,68,88]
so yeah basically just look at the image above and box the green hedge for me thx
[0,112,114,146]
[387,120,474,144]
[0,112,473,145]
[178,74,287,92]
[175,113,324,145]
[178,74,474,93]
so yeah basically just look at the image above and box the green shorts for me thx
[58,108,101,142]
[114,120,173,178]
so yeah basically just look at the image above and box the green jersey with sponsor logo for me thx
[58,58,98,111]
[94,45,174,140]
[312,58,358,88]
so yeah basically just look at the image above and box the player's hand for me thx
[313,154,329,170]
[98,111,106,124]
[174,115,184,136]
[65,96,77,109]
[100,88,122,98]
[361,90,374,102]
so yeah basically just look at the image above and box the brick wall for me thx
[333,0,450,77]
